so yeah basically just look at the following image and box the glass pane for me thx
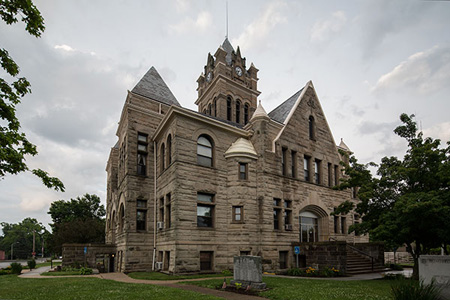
[197,205,212,216]
[197,216,212,227]
[137,200,147,208]
[197,145,212,157]
[197,136,211,147]
[138,144,147,152]
[197,193,213,202]
[197,156,212,167]
[138,134,147,142]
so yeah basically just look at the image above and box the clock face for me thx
[235,66,243,77]
[206,72,212,82]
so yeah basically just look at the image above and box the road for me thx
[0,258,47,269]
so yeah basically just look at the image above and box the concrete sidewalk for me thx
[99,272,266,300]
[19,266,52,277]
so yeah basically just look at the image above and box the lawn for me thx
[183,276,394,300]
[127,271,228,281]
[0,275,222,300]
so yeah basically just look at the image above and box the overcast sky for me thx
[1,0,449,231]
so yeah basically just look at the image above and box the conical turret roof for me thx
[250,101,269,122]
[131,66,180,106]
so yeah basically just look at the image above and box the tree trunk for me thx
[406,243,420,280]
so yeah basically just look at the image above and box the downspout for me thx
[152,141,157,271]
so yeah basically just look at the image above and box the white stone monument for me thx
[230,256,266,290]
[419,255,450,299]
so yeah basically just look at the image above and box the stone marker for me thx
[419,255,450,299]
[230,256,267,290]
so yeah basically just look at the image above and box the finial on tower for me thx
[226,0,229,39]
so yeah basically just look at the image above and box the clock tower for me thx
[195,38,260,125]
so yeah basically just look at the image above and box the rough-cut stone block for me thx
[419,255,450,299]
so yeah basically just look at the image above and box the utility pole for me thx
[32,230,36,259]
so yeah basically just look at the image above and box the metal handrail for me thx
[347,244,375,271]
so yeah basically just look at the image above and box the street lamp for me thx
[10,242,19,261]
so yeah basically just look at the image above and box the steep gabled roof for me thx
[268,88,304,124]
[131,66,180,106]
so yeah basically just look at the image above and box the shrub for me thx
[221,269,232,276]
[0,269,11,276]
[389,263,404,271]
[391,279,443,300]
[10,263,23,275]
[79,267,93,275]
[27,259,36,270]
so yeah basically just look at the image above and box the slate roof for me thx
[221,38,234,66]
[131,66,180,106]
[268,88,304,124]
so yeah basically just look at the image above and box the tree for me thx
[0,0,64,191]
[334,114,450,279]
[0,218,47,259]
[48,194,106,254]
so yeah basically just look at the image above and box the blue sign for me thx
[84,246,87,254]
[294,246,300,255]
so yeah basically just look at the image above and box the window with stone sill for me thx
[197,135,213,167]
[136,199,147,231]
[273,198,282,230]
[165,193,171,229]
[232,206,244,223]
[281,147,287,176]
[239,162,248,180]
[137,132,148,176]
[197,193,214,228]
[304,156,311,182]
[284,200,292,230]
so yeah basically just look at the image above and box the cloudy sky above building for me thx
[1,0,449,231]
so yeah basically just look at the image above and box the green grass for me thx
[0,275,222,300]
[127,271,228,281]
[183,276,394,300]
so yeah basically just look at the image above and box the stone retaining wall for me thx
[62,243,116,272]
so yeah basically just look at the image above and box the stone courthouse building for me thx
[104,39,381,274]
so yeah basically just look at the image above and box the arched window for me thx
[119,204,125,232]
[197,135,213,167]
[167,135,172,165]
[244,104,249,124]
[208,103,211,115]
[161,143,165,171]
[236,100,241,123]
[309,116,315,140]
[227,97,232,121]
[213,98,217,116]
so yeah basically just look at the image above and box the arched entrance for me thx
[299,205,329,242]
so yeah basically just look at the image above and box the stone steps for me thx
[346,250,385,275]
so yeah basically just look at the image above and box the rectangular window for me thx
[291,151,297,178]
[136,210,146,231]
[284,200,292,230]
[159,197,164,223]
[232,206,243,222]
[279,251,288,269]
[137,133,148,176]
[334,215,339,234]
[314,159,321,184]
[304,156,310,182]
[239,163,248,180]
[328,163,332,187]
[166,194,171,228]
[341,216,346,235]
[273,198,282,230]
[136,200,147,231]
[197,193,214,228]
[200,251,213,271]
[282,147,287,176]
[334,165,339,186]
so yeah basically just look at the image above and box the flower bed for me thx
[287,266,343,277]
